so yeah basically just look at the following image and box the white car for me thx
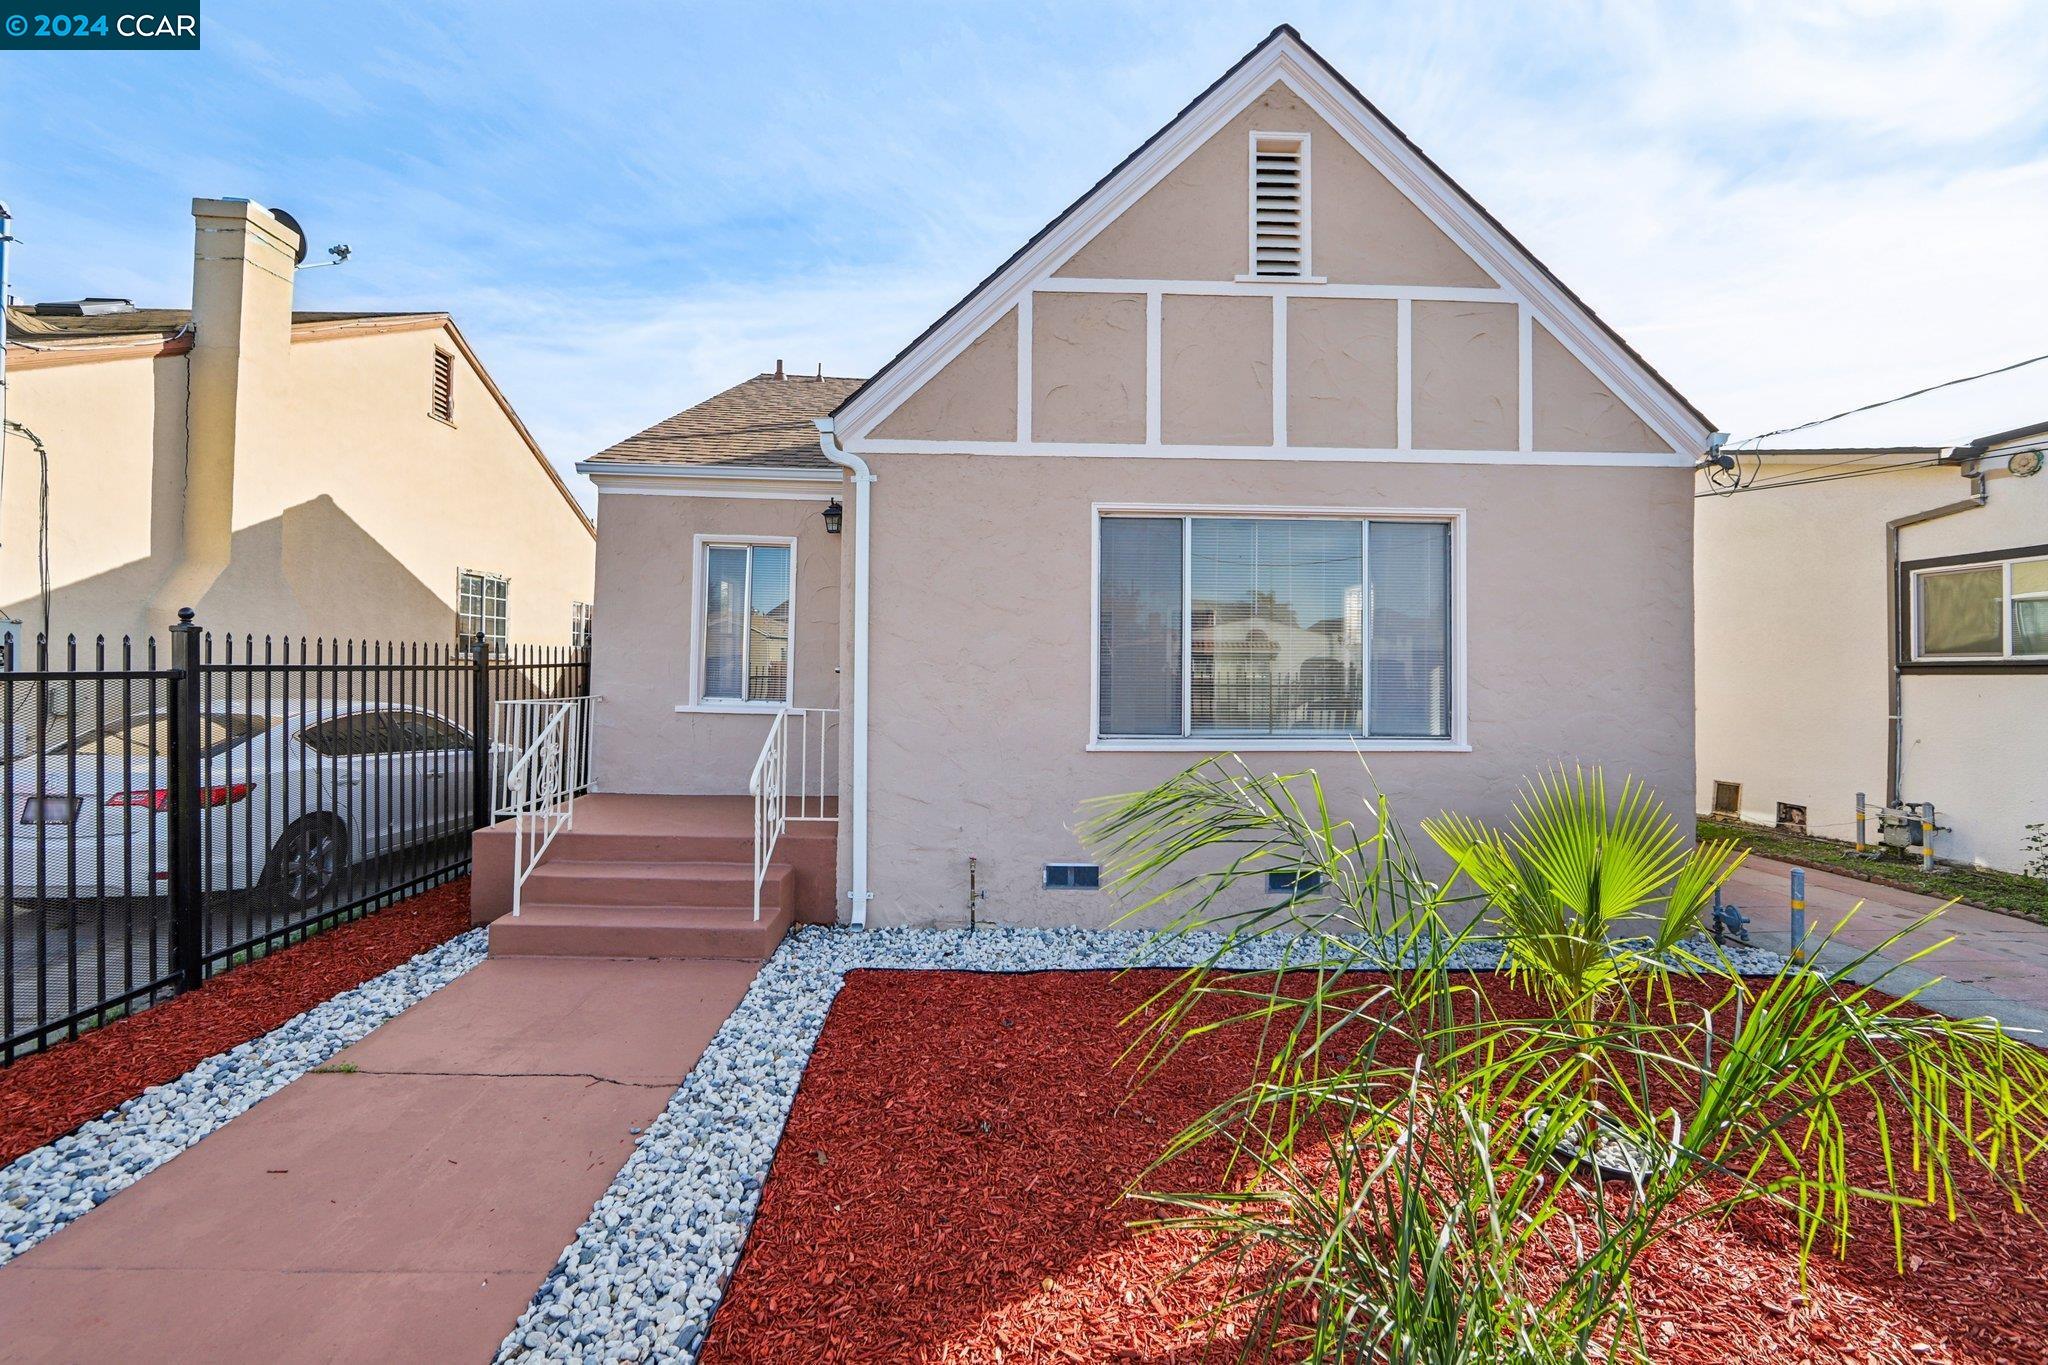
[4,702,488,909]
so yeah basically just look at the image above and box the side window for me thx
[458,569,509,653]
[299,714,393,757]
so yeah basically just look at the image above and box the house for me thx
[1696,420,2047,872]
[475,25,1716,941]
[1,197,595,654]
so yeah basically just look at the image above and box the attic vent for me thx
[430,348,455,424]
[1249,133,1308,279]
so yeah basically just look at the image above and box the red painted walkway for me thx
[0,955,759,1363]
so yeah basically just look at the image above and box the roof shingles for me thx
[584,373,864,472]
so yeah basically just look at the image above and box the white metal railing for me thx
[748,707,838,919]
[495,696,592,917]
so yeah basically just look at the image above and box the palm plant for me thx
[1084,757,2048,1364]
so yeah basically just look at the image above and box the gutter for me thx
[813,417,873,928]
[1884,451,1987,806]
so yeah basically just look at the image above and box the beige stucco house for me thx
[1,197,595,655]
[1696,421,2047,872]
[482,26,1717,941]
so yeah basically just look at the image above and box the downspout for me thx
[814,416,872,928]
[1885,452,1987,805]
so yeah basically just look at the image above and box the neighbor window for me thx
[570,600,592,651]
[1096,513,1453,743]
[1913,553,2048,661]
[458,569,508,652]
[700,541,793,705]
[1246,132,1308,279]
[431,349,456,423]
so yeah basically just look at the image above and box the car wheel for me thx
[262,816,347,911]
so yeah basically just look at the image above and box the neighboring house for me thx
[1696,421,2048,872]
[498,26,1714,937]
[1,197,595,653]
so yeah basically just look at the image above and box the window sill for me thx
[674,702,788,715]
[1087,738,1470,754]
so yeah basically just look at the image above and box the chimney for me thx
[149,198,301,630]
[774,359,784,380]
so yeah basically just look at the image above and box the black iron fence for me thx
[2,610,588,1062]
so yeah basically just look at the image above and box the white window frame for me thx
[570,600,592,651]
[1911,553,2048,662]
[1236,129,1324,285]
[457,568,508,654]
[1087,503,1469,752]
[680,534,799,714]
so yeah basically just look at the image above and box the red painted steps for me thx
[490,862,796,960]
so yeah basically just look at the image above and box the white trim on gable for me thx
[833,29,1711,460]
[856,439,1689,469]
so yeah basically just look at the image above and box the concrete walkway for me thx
[1724,855,2048,1039]
[0,955,758,1364]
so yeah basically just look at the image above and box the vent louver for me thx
[1251,135,1307,278]
[431,349,455,423]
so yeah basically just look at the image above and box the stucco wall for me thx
[1533,323,1672,454]
[1054,81,1494,287]
[1696,458,2047,871]
[588,487,843,796]
[1411,301,1518,451]
[2,323,593,650]
[862,451,1694,928]
[1,350,185,645]
[1031,292,1147,443]
[1160,294,1271,445]
[871,307,1018,442]
[1287,297,1398,448]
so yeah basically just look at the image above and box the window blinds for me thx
[1097,515,1451,741]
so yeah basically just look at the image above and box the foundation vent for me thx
[1711,781,1741,819]
[1775,802,1808,836]
[1250,134,1307,278]
[1043,863,1100,890]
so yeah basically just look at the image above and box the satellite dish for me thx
[270,207,311,267]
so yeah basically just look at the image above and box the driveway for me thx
[1723,855,2048,1040]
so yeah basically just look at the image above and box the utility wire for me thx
[1694,440,2047,499]
[1735,349,2048,447]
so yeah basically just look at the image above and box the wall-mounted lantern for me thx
[822,499,844,535]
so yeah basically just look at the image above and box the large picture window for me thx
[700,540,793,705]
[1096,512,1454,744]
[1913,552,2048,662]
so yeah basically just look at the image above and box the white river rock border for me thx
[0,927,489,1267]
[493,926,1784,1364]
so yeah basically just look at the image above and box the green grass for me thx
[1699,816,2048,927]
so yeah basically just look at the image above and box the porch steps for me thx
[472,794,840,959]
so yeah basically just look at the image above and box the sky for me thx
[4,0,2046,510]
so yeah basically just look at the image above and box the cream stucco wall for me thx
[861,452,1694,928]
[1696,456,2047,871]
[2,323,593,650]
[1411,301,1518,451]
[587,486,843,797]
[1533,323,1672,454]
[0,350,187,646]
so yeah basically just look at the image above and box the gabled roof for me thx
[833,23,1714,451]
[583,372,864,472]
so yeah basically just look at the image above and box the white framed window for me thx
[457,569,508,653]
[570,601,592,651]
[1911,552,2048,662]
[690,536,795,708]
[1239,131,1317,282]
[1091,506,1464,751]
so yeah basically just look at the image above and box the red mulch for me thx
[0,878,473,1165]
[703,970,2048,1365]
